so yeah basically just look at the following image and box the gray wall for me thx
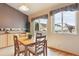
[0,3,28,29]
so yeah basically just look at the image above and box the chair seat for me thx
[19,45,25,52]
[28,46,43,55]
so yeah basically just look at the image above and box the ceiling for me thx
[7,3,62,15]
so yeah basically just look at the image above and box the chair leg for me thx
[14,48,17,56]
[14,51,16,56]
[46,50,47,56]
[43,48,45,56]
[43,45,47,56]
[28,51,30,56]
[43,52,45,56]
[44,48,47,56]
[17,51,20,56]
[45,41,47,56]
[17,53,19,56]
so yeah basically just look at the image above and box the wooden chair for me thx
[13,35,25,56]
[27,36,47,56]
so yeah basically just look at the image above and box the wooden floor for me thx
[0,46,75,56]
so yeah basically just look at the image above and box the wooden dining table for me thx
[18,37,35,56]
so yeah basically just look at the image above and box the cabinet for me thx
[0,34,8,48]
[0,33,15,48]
[8,34,14,46]
[0,33,27,48]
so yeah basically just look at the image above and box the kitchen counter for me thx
[0,31,27,48]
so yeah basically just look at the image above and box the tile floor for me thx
[0,46,75,56]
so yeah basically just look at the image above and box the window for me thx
[39,19,47,31]
[32,16,48,36]
[54,11,77,34]
[34,18,47,32]
[54,12,62,33]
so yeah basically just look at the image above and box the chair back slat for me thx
[35,35,46,54]
[36,35,46,42]
[36,32,42,37]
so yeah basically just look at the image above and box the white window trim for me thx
[51,11,77,35]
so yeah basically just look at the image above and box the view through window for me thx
[54,11,77,34]
[33,17,48,36]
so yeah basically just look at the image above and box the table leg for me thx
[25,46,27,56]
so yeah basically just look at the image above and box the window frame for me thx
[52,11,77,34]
